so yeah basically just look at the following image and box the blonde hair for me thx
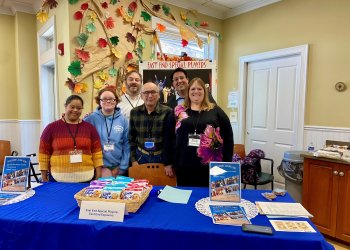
[183,77,215,111]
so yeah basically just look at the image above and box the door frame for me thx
[237,44,309,150]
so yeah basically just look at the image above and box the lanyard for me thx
[63,117,80,149]
[191,110,202,135]
[124,93,140,109]
[103,110,115,143]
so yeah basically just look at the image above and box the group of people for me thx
[38,68,234,187]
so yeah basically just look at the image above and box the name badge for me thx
[188,134,201,147]
[69,149,83,163]
[103,143,115,152]
[144,138,155,150]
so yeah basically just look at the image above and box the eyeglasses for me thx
[173,76,186,82]
[127,77,141,83]
[141,90,158,96]
[100,98,116,103]
[67,105,83,111]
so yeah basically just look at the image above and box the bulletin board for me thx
[139,60,217,101]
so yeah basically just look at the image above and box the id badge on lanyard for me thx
[144,138,155,150]
[188,134,201,147]
[69,149,83,163]
[103,142,115,152]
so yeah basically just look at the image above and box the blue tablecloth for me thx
[0,183,333,250]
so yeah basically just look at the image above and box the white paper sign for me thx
[79,201,127,222]
[227,91,238,108]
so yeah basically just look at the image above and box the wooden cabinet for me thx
[302,157,350,243]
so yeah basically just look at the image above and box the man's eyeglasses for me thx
[127,77,141,83]
[142,90,158,96]
[173,76,186,82]
[100,98,116,103]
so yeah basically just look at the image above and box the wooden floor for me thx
[327,238,350,250]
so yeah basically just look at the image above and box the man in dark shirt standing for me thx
[129,82,175,176]
[161,67,216,109]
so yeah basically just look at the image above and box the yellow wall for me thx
[15,12,40,119]
[220,0,350,127]
[0,15,18,119]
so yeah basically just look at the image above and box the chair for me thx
[128,163,177,186]
[234,144,274,190]
[26,153,41,183]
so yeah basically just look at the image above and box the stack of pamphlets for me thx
[255,202,313,218]
[209,205,250,226]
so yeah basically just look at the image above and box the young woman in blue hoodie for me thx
[85,86,130,177]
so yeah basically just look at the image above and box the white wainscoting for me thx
[0,120,41,156]
[304,126,350,150]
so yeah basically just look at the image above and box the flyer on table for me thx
[1,156,30,193]
[209,162,241,202]
[209,205,250,226]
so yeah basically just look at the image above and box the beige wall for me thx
[15,12,40,119]
[0,15,18,119]
[220,0,350,127]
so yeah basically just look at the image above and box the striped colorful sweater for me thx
[39,119,104,183]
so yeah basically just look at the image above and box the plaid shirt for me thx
[129,102,175,165]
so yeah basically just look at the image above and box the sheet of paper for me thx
[256,202,313,218]
[270,220,316,233]
[158,185,192,204]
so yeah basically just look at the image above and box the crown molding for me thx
[224,0,281,19]
[0,0,35,16]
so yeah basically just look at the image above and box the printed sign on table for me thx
[210,162,241,202]
[1,156,30,193]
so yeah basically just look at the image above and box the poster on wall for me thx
[139,60,217,101]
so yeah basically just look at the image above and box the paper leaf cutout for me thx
[126,52,133,60]
[76,49,90,62]
[110,0,118,5]
[98,38,108,48]
[194,21,199,27]
[156,23,166,32]
[152,4,161,12]
[182,39,188,47]
[88,12,97,21]
[162,5,170,16]
[86,23,96,33]
[110,36,119,45]
[74,11,83,20]
[179,26,195,41]
[69,0,79,4]
[94,79,104,89]
[76,33,89,47]
[200,21,209,27]
[135,47,143,59]
[116,6,124,16]
[47,0,58,9]
[104,17,115,29]
[36,11,48,23]
[134,22,146,32]
[81,3,88,10]
[101,2,108,9]
[138,39,146,49]
[126,32,136,44]
[185,19,192,26]
[97,71,109,81]
[68,61,82,77]
[180,11,187,21]
[217,33,223,40]
[74,83,88,93]
[150,51,156,60]
[141,11,151,21]
[108,68,118,77]
[111,48,121,58]
[128,1,137,12]
[65,78,75,91]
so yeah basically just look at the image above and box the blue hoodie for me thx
[84,107,129,171]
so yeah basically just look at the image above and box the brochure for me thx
[1,156,30,193]
[209,205,250,226]
[209,162,241,202]
[255,202,313,218]
[270,220,316,233]
[0,193,22,205]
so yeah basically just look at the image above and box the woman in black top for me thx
[173,77,234,187]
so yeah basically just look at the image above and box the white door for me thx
[245,55,302,184]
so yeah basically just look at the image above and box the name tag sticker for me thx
[144,138,155,150]
[69,150,82,163]
[103,143,115,152]
[79,201,128,222]
[188,134,200,147]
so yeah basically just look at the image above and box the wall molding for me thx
[304,125,350,133]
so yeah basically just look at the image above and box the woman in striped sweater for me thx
[39,95,104,183]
